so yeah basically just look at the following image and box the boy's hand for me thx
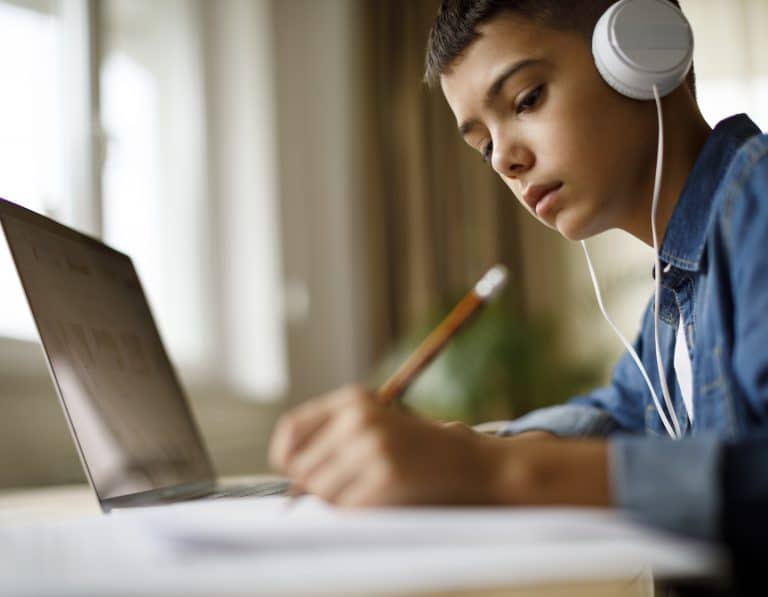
[268,385,501,506]
[268,385,613,508]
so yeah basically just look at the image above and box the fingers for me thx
[332,474,381,508]
[270,385,497,509]
[301,434,379,503]
[288,403,376,483]
[270,386,401,506]
[268,405,330,474]
[334,459,399,508]
[268,385,373,473]
[301,437,392,508]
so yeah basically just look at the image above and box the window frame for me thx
[0,0,102,377]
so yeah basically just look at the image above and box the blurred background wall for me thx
[0,0,766,488]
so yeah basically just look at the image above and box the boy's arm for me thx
[578,137,768,541]
[267,385,721,539]
[268,385,614,507]
[715,138,768,544]
[723,139,768,429]
[722,431,768,549]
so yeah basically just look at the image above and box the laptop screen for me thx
[0,201,214,500]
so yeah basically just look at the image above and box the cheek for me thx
[502,178,532,214]
[502,177,521,199]
[539,81,630,174]
[542,103,652,200]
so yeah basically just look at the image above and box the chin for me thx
[555,211,601,242]
[554,214,587,241]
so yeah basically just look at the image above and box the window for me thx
[0,0,63,340]
[0,0,288,400]
[100,0,212,373]
[681,0,768,130]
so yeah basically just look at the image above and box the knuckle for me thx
[267,445,280,471]
[342,384,370,404]
[376,459,400,487]
[271,414,303,464]
[348,382,368,395]
[277,414,299,443]
[336,491,359,508]
[364,429,390,455]
[348,403,376,429]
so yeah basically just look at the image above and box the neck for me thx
[622,89,712,248]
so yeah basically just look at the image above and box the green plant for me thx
[372,298,602,424]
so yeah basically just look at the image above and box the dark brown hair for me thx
[424,0,695,95]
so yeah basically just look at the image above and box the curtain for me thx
[355,0,557,361]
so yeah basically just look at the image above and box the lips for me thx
[522,182,563,213]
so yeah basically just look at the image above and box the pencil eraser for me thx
[474,264,509,300]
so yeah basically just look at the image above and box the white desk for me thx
[0,484,728,596]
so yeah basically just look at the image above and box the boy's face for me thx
[440,14,658,240]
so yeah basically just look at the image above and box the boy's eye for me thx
[515,85,544,114]
[482,141,493,163]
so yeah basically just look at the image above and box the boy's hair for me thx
[424,0,696,97]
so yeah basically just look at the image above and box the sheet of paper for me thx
[126,495,685,549]
[0,496,728,596]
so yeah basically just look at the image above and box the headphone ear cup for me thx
[592,0,693,100]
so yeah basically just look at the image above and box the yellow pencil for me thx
[375,264,509,406]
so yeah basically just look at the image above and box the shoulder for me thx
[705,132,768,290]
[714,132,768,247]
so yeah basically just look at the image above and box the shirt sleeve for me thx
[715,138,768,543]
[722,139,768,426]
[497,141,768,539]
[611,434,723,540]
[585,139,768,541]
[722,432,768,588]
[496,403,621,437]
[722,431,768,545]
[494,302,727,537]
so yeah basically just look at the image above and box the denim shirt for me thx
[500,114,767,540]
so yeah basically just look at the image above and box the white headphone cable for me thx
[650,83,682,439]
[577,83,682,440]
[580,241,679,439]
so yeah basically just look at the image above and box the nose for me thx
[490,133,534,180]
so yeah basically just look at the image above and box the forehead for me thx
[439,14,578,124]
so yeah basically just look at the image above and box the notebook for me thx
[0,198,287,512]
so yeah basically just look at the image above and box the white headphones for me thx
[592,0,693,100]
[583,0,695,439]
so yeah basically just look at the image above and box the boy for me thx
[269,0,768,542]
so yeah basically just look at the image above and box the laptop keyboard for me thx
[207,480,290,499]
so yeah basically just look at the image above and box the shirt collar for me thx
[660,114,761,271]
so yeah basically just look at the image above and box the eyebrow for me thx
[458,58,541,138]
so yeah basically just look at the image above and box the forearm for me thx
[480,432,724,540]
[484,435,613,507]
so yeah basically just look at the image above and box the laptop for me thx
[0,198,288,512]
